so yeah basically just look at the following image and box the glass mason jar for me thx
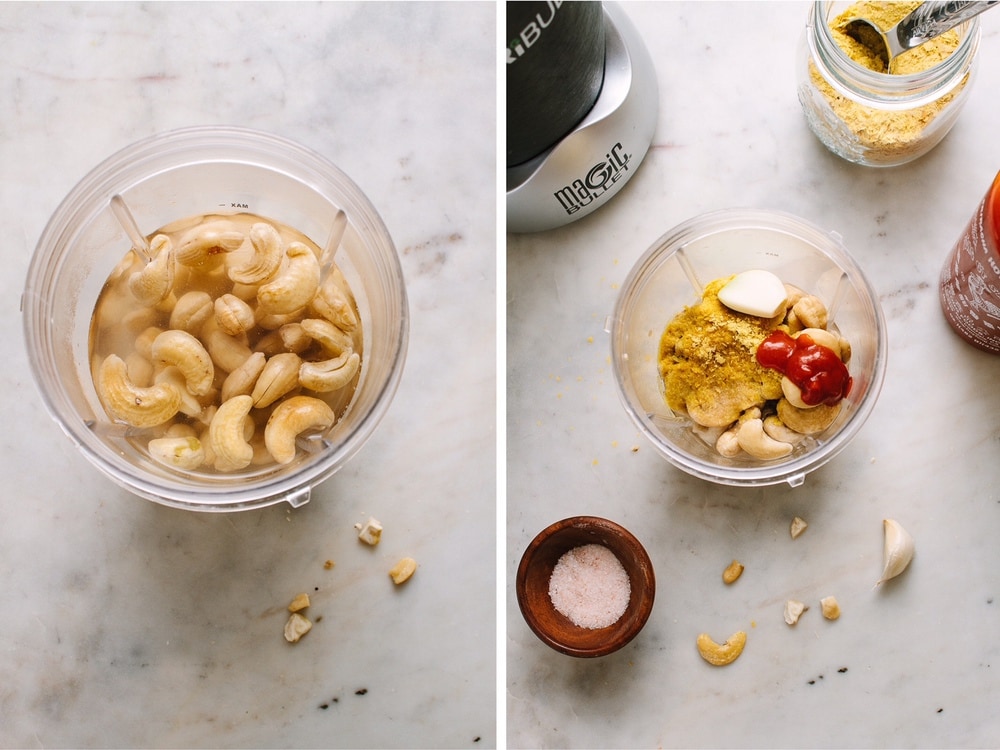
[797,1,981,167]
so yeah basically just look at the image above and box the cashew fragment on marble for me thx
[257,242,321,316]
[169,290,214,334]
[209,394,255,472]
[264,395,336,464]
[151,329,215,397]
[175,220,245,268]
[252,352,302,408]
[97,354,182,428]
[299,351,360,393]
[389,557,417,585]
[147,435,205,471]
[221,350,266,402]
[128,234,175,305]
[784,600,807,626]
[722,560,744,585]
[696,631,747,666]
[214,293,256,336]
[228,222,284,285]
[820,596,841,620]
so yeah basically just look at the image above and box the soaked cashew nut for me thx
[762,415,804,445]
[169,290,214,334]
[128,234,175,305]
[792,295,828,330]
[155,366,206,417]
[715,425,742,458]
[796,327,842,357]
[696,631,747,666]
[97,354,182,428]
[228,222,284,285]
[255,308,307,331]
[148,435,205,471]
[264,395,336,464]
[175,220,245,268]
[252,352,302,408]
[777,398,841,435]
[257,242,321,316]
[300,351,360,393]
[311,271,359,332]
[300,317,353,357]
[221,350,266,402]
[278,323,311,354]
[214,293,255,336]
[151,329,215,397]
[781,377,813,410]
[203,326,253,374]
[737,417,793,460]
[209,394,255,472]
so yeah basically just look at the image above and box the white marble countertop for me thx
[1,2,495,748]
[508,2,1000,748]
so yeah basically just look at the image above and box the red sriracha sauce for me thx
[756,331,852,407]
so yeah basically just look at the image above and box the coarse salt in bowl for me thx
[516,516,655,658]
[609,208,887,488]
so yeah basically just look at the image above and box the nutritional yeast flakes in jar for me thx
[940,172,1000,353]
[797,1,980,167]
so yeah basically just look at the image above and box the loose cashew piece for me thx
[97,354,182,428]
[220,350,266,402]
[777,398,841,435]
[175,220,245,268]
[169,290,214,334]
[148,435,205,471]
[228,222,284,285]
[722,560,744,584]
[257,242,321,316]
[214,293,256,336]
[128,234,175,305]
[696,631,747,666]
[264,395,336,464]
[252,352,302,408]
[299,351,360,393]
[736,418,793,460]
[151,329,215,397]
[209,394,255,472]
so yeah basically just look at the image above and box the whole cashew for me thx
[736,418,793,460]
[209,394,255,472]
[128,234,175,305]
[147,435,205,471]
[175,220,245,268]
[715,425,742,458]
[781,377,813,410]
[227,222,284,285]
[311,269,359,333]
[300,351,360,393]
[155,366,206,417]
[169,290,214,334]
[777,398,841,435]
[696,631,747,666]
[97,354,182,428]
[762,415,804,445]
[257,242,321,316]
[214,293,255,336]
[151,329,215,397]
[300,317,353,357]
[221,350,266,402]
[792,295,828,330]
[796,327,842,357]
[202,325,253,374]
[252,352,302,408]
[264,395,336,464]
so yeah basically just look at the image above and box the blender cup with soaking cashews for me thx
[609,209,887,488]
[22,126,408,511]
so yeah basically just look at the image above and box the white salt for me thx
[548,543,631,629]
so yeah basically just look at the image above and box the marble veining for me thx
[508,2,1000,748]
[1,2,495,748]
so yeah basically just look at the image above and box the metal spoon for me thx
[843,1,997,73]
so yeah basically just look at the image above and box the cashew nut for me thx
[264,395,336,464]
[214,293,256,336]
[255,308,307,331]
[300,317,353,357]
[278,322,311,354]
[796,327,842,357]
[820,595,841,620]
[780,377,813,410]
[722,560,744,584]
[791,295,828,330]
[389,557,417,585]
[736,418,793,460]
[154,366,206,417]
[220,350,266,402]
[776,398,841,435]
[251,352,302,408]
[169,290,214,334]
[127,234,175,305]
[696,631,747,666]
[135,326,163,361]
[715,425,742,458]
[124,351,153,388]
[299,351,360,393]
[209,394,255,472]
[175,220,245,268]
[202,325,254,374]
[97,354,182,428]
[151,329,215,397]
[257,242,321,316]
[147,435,205,471]
[762,415,804,446]
[311,269,359,333]
[228,222,284,285]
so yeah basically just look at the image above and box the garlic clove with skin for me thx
[877,518,914,587]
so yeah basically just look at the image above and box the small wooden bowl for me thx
[516,516,655,658]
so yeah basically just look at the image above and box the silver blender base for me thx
[506,2,658,234]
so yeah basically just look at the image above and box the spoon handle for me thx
[896,0,999,49]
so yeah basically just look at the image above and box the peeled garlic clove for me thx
[717,269,788,318]
[877,518,914,586]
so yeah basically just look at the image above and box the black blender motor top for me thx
[506,2,607,169]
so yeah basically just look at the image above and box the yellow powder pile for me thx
[658,277,783,428]
[809,1,967,161]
